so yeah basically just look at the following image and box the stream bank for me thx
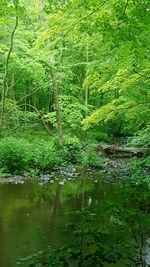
[0,157,133,185]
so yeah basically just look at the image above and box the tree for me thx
[0,0,19,135]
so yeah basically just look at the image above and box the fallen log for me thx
[98,144,149,157]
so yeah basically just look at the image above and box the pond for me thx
[0,168,145,267]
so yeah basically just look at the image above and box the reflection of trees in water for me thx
[81,178,85,210]
[49,182,61,228]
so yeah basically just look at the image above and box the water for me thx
[0,169,145,267]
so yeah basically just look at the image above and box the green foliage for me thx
[83,96,150,136]
[0,0,149,175]
[30,142,60,171]
[0,0,149,141]
[12,124,52,142]
[18,208,123,267]
[19,111,38,124]
[87,131,109,142]
[128,156,150,176]
[54,136,82,163]
[1,99,22,130]
[128,126,150,148]
[0,135,83,175]
[60,95,87,132]
[0,2,150,266]
[82,149,105,168]
[0,141,54,175]
[0,137,29,174]
[143,156,150,169]
[43,95,87,135]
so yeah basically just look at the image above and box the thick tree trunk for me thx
[50,65,63,146]
[0,2,18,135]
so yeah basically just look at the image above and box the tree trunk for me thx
[85,34,89,108]
[98,144,149,157]
[0,1,18,135]
[50,65,63,146]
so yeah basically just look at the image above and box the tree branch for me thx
[19,104,52,135]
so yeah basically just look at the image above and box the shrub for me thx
[53,136,82,163]
[0,135,82,174]
[0,137,30,174]
[127,126,150,148]
[87,131,109,142]
[129,156,150,175]
[82,149,105,168]
[30,142,60,171]
[144,156,150,168]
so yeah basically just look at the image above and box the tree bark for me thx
[85,34,89,108]
[50,65,63,146]
[98,144,149,157]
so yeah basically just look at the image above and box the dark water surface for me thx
[0,170,125,267]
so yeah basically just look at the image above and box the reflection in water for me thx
[0,171,123,267]
[50,182,61,228]
[145,238,150,265]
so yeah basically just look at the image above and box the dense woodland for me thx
[0,0,149,142]
[0,1,150,267]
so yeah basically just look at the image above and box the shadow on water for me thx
[0,168,147,267]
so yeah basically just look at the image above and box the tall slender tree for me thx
[0,0,19,135]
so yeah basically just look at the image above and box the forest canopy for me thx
[0,0,149,142]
